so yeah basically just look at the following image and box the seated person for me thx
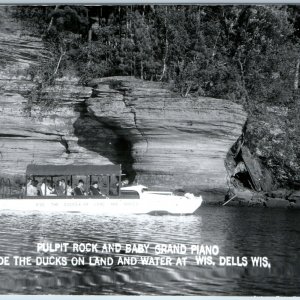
[56,179,66,196]
[26,178,32,188]
[41,180,56,196]
[89,182,101,196]
[27,179,38,196]
[74,180,86,196]
[66,181,73,196]
[89,181,107,197]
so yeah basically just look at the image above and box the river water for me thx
[0,206,299,295]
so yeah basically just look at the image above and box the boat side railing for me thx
[144,191,173,195]
[0,178,12,198]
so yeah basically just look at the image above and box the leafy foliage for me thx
[12,5,300,100]
[10,5,300,187]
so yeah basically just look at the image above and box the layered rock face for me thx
[85,77,247,193]
[0,8,110,181]
[0,7,247,195]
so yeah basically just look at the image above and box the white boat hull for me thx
[0,194,203,215]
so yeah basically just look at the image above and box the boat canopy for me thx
[26,164,121,176]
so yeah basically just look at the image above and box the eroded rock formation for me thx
[84,77,247,194]
[0,7,248,196]
[0,9,110,181]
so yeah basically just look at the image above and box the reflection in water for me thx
[0,207,299,295]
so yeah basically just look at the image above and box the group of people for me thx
[26,178,106,197]
[73,180,107,197]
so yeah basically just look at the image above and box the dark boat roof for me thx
[26,164,121,176]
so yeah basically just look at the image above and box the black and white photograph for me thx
[0,4,299,295]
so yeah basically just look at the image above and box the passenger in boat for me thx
[89,181,106,197]
[66,181,73,196]
[89,182,101,196]
[27,179,38,196]
[56,179,66,196]
[41,180,56,196]
[74,180,86,196]
[26,177,32,190]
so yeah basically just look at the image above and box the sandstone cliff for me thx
[85,77,247,194]
[0,8,110,180]
[0,8,247,197]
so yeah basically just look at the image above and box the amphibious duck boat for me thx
[0,164,202,214]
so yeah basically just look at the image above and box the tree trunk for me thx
[294,58,300,90]
[237,56,249,107]
[184,83,192,97]
[88,28,92,44]
[160,7,168,81]
[160,39,168,81]
[134,57,136,77]
[211,32,220,61]
[140,60,144,79]
[53,47,66,77]
[47,5,59,33]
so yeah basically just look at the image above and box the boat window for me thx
[25,171,122,198]
[120,190,140,199]
[109,175,120,196]
[26,175,72,197]
[24,164,123,198]
[88,175,108,197]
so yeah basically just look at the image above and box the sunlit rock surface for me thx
[0,7,247,194]
[86,77,247,193]
[0,8,109,180]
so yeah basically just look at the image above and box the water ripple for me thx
[0,207,299,295]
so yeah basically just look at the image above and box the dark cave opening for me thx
[231,151,256,190]
[231,171,253,190]
[73,101,136,183]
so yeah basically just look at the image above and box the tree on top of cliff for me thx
[12,5,300,104]
[47,6,89,36]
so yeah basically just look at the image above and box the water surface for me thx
[0,207,299,295]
